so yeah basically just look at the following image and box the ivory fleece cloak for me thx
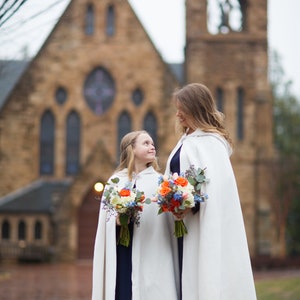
[165,129,257,300]
[92,166,179,300]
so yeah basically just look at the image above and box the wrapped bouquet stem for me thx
[174,219,188,238]
[118,214,131,247]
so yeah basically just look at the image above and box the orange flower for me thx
[174,176,188,187]
[119,189,131,197]
[160,185,172,197]
[161,180,170,188]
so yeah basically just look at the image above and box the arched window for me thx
[55,87,68,105]
[66,111,81,175]
[18,220,26,240]
[117,111,131,161]
[85,4,94,35]
[40,110,55,175]
[207,0,243,34]
[216,87,224,112]
[1,220,10,239]
[132,88,144,106]
[143,112,158,149]
[237,87,244,140]
[106,5,115,36]
[83,67,116,115]
[34,221,43,240]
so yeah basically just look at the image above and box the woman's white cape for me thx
[92,166,179,300]
[165,129,257,300]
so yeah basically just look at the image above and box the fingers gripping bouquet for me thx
[102,177,150,247]
[155,166,209,238]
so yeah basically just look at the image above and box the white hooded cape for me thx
[92,166,179,300]
[165,129,257,300]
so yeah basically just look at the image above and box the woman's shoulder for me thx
[185,129,232,155]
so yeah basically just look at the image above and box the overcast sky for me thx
[0,0,299,97]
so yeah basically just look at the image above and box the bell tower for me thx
[185,0,276,257]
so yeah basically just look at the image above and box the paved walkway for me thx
[1,261,300,300]
[0,261,93,300]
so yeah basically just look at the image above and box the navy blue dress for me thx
[115,221,134,300]
[170,145,183,300]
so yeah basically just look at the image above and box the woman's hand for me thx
[116,214,121,226]
[116,214,130,226]
[173,208,191,220]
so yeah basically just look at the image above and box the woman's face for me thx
[133,133,156,166]
[175,100,190,128]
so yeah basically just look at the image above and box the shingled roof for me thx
[0,179,71,214]
[0,59,29,110]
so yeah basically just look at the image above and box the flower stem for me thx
[174,220,188,238]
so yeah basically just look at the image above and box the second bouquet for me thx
[102,177,150,247]
[154,167,208,238]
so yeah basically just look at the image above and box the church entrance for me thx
[77,186,102,259]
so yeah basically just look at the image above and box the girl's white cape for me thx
[92,166,179,300]
[165,129,257,300]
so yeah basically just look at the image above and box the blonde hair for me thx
[116,130,160,180]
[173,83,233,147]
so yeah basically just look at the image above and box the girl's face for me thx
[133,133,156,166]
[175,100,190,128]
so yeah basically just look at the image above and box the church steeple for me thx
[186,0,267,37]
[185,0,275,257]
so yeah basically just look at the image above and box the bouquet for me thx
[155,166,208,238]
[102,177,150,247]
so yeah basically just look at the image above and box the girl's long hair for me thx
[173,83,233,148]
[116,130,160,180]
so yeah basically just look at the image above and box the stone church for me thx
[0,0,276,262]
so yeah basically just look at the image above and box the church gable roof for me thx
[0,60,29,110]
[0,1,182,111]
[0,180,71,214]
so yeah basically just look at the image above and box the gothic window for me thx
[237,87,244,140]
[1,220,10,239]
[216,87,224,112]
[143,112,157,148]
[207,0,243,34]
[106,5,115,36]
[18,220,26,240]
[55,87,67,105]
[117,111,132,161]
[132,88,144,106]
[66,110,81,175]
[34,221,42,240]
[85,4,95,35]
[83,67,116,115]
[40,110,55,175]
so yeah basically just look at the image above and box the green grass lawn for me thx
[256,277,300,300]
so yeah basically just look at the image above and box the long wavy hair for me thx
[173,83,233,148]
[116,130,160,180]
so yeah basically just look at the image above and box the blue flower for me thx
[173,192,183,201]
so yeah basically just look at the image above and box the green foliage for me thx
[111,177,120,184]
[271,49,300,255]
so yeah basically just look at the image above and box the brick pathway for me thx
[1,261,300,300]
[0,261,93,300]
